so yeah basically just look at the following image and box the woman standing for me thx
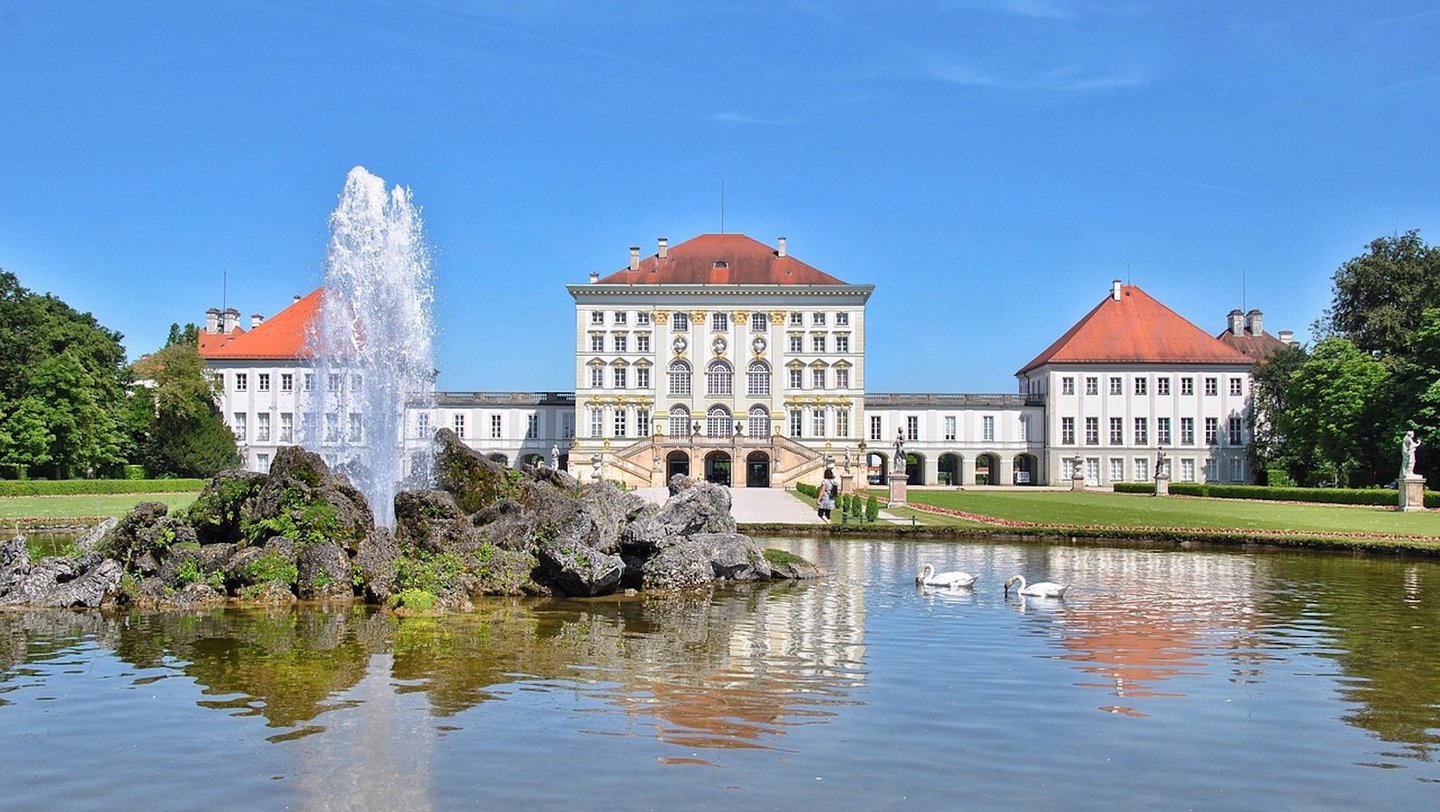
[817,467,838,521]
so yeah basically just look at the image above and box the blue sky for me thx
[4,1,1439,392]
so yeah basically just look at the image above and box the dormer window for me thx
[713,260,729,269]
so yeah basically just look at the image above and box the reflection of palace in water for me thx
[1027,547,1267,715]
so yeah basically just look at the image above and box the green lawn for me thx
[894,489,1440,538]
[0,492,198,521]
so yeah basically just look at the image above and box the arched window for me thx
[748,406,769,438]
[707,405,733,438]
[746,361,771,396]
[669,406,691,437]
[706,360,733,396]
[668,361,691,396]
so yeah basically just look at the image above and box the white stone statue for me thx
[550,444,560,469]
[843,448,853,473]
[893,429,906,473]
[1155,448,1168,478]
[1402,430,1421,478]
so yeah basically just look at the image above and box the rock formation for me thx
[0,431,822,611]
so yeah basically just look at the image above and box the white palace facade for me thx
[199,232,1291,490]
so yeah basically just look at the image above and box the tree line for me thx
[0,270,238,479]
[1251,231,1440,487]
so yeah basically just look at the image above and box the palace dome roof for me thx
[595,234,847,286]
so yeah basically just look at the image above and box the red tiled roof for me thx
[1216,329,1289,362]
[595,234,847,285]
[199,289,322,361]
[1016,285,1253,375]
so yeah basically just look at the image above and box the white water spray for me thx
[306,166,435,527]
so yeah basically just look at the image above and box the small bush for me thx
[390,588,438,611]
[865,494,879,522]
[246,553,298,586]
[1117,481,1440,508]
[795,482,819,499]
[1113,483,1155,494]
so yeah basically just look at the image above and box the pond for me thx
[3,536,1439,809]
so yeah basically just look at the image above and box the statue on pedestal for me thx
[550,444,559,470]
[842,448,853,474]
[893,429,906,473]
[1402,430,1421,478]
[1155,448,1168,478]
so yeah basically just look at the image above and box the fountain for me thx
[306,166,435,527]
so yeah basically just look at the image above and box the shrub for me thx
[850,494,862,520]
[1116,481,1440,508]
[246,553,299,586]
[1113,483,1155,494]
[796,482,819,499]
[0,478,205,497]
[865,494,879,522]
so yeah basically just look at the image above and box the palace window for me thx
[1157,417,1171,445]
[1229,377,1243,396]
[1085,377,1098,396]
[836,408,850,438]
[788,368,803,389]
[1134,417,1148,445]
[453,414,465,439]
[790,409,803,437]
[527,414,539,439]
[1134,457,1149,481]
[669,406,690,437]
[907,415,919,441]
[1204,417,1218,445]
[1157,377,1170,395]
[256,413,270,442]
[258,373,270,392]
[668,361,691,395]
[590,408,603,438]
[983,415,996,442]
[1110,376,1122,395]
[944,416,957,442]
[751,312,768,331]
[870,415,883,441]
[613,366,627,389]
[1181,377,1194,396]
[614,409,627,438]
[235,373,248,392]
[747,362,771,396]
[636,334,650,353]
[1180,417,1195,445]
[1181,458,1196,482]
[836,335,849,353]
[707,406,731,438]
[1085,417,1098,445]
[812,408,826,437]
[1205,377,1218,396]
[637,409,651,437]
[303,373,314,392]
[1061,417,1075,445]
[328,373,341,393]
[281,373,293,392]
[325,413,339,443]
[590,334,604,352]
[491,414,502,439]
[706,361,733,396]
[280,412,294,442]
[591,311,604,325]
[836,311,849,326]
[711,312,729,332]
[637,312,651,326]
[1110,417,1123,445]
[812,335,826,353]
[1228,416,1243,445]
[348,413,363,443]
[1062,377,1075,395]
[590,367,604,388]
[613,335,627,353]
[351,375,363,392]
[813,312,826,326]
[835,367,850,389]
[613,311,627,325]
[302,413,317,442]
[1134,377,1148,396]
[748,406,769,438]
[636,367,650,389]
[673,312,690,331]
[789,312,803,326]
[789,334,803,352]
[812,368,825,390]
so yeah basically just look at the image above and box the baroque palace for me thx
[198,232,1289,489]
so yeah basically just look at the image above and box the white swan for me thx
[1003,574,1067,598]
[916,563,978,588]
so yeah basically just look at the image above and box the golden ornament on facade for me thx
[653,311,669,325]
[770,311,786,324]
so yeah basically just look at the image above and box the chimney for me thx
[250,313,264,329]
[629,246,640,271]
[778,236,787,258]
[588,272,600,284]
[1278,330,1295,346]
[292,294,301,305]
[1245,309,1263,336]
[1227,309,1244,336]
[658,237,668,259]
[223,307,240,334]
[205,308,220,334]
[1111,279,1122,302]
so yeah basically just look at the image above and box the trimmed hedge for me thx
[795,482,819,499]
[1113,481,1440,508]
[0,479,206,497]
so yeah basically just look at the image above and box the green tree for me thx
[1281,338,1391,487]
[1318,231,1440,362]
[25,352,124,478]
[1390,307,1440,480]
[1248,343,1309,483]
[132,341,239,476]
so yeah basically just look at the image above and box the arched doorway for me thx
[488,453,509,467]
[704,451,732,486]
[976,453,999,485]
[745,451,770,488]
[520,452,544,468]
[905,453,926,485]
[865,452,888,486]
[1012,453,1037,485]
[938,453,962,487]
[666,450,691,480]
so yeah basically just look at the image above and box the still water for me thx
[2,537,1438,810]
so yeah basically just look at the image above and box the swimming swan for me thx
[916,563,978,588]
[1003,574,1067,598]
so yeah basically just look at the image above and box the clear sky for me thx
[4,1,1439,392]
